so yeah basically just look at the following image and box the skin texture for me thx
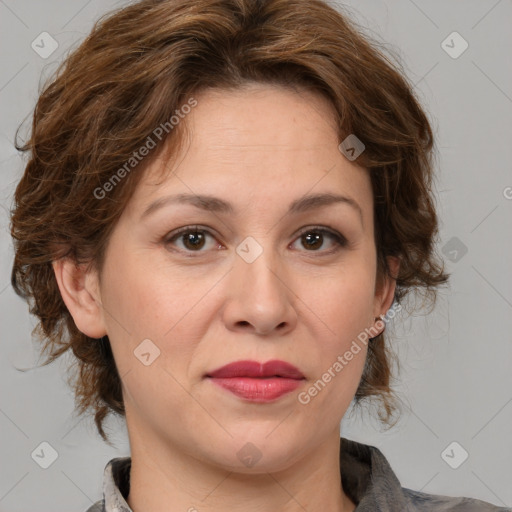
[53,84,399,512]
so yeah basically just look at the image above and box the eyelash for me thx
[163,225,348,257]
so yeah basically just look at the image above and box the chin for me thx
[200,431,307,474]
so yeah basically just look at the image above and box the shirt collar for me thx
[340,437,409,511]
[102,456,132,512]
[100,436,407,511]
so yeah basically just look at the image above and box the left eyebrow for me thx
[288,193,363,224]
[140,192,363,225]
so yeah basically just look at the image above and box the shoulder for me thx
[339,437,510,511]
[84,500,104,512]
[402,487,512,511]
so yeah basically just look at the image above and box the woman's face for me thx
[85,84,397,471]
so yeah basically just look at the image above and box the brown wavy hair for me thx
[10,0,449,444]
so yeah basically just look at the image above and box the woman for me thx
[10,0,510,510]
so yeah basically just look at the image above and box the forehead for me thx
[185,84,339,153]
[127,84,373,221]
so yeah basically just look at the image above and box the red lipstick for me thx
[206,360,304,402]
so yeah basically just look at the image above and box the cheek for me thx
[99,251,217,383]
[100,249,203,338]
[303,265,376,341]
[296,263,375,398]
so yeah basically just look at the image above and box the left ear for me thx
[373,255,400,320]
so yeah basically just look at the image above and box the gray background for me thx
[0,0,511,510]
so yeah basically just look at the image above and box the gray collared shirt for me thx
[85,437,511,511]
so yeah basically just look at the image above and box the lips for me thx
[207,360,304,379]
[206,360,305,402]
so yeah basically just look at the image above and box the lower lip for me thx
[208,377,303,402]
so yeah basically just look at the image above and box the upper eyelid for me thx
[294,225,343,237]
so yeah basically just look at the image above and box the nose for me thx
[222,248,298,337]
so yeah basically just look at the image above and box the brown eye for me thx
[301,231,324,250]
[181,231,206,250]
[165,226,219,253]
[291,227,347,253]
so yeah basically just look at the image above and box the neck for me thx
[126,430,356,512]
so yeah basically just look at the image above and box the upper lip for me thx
[206,360,304,379]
